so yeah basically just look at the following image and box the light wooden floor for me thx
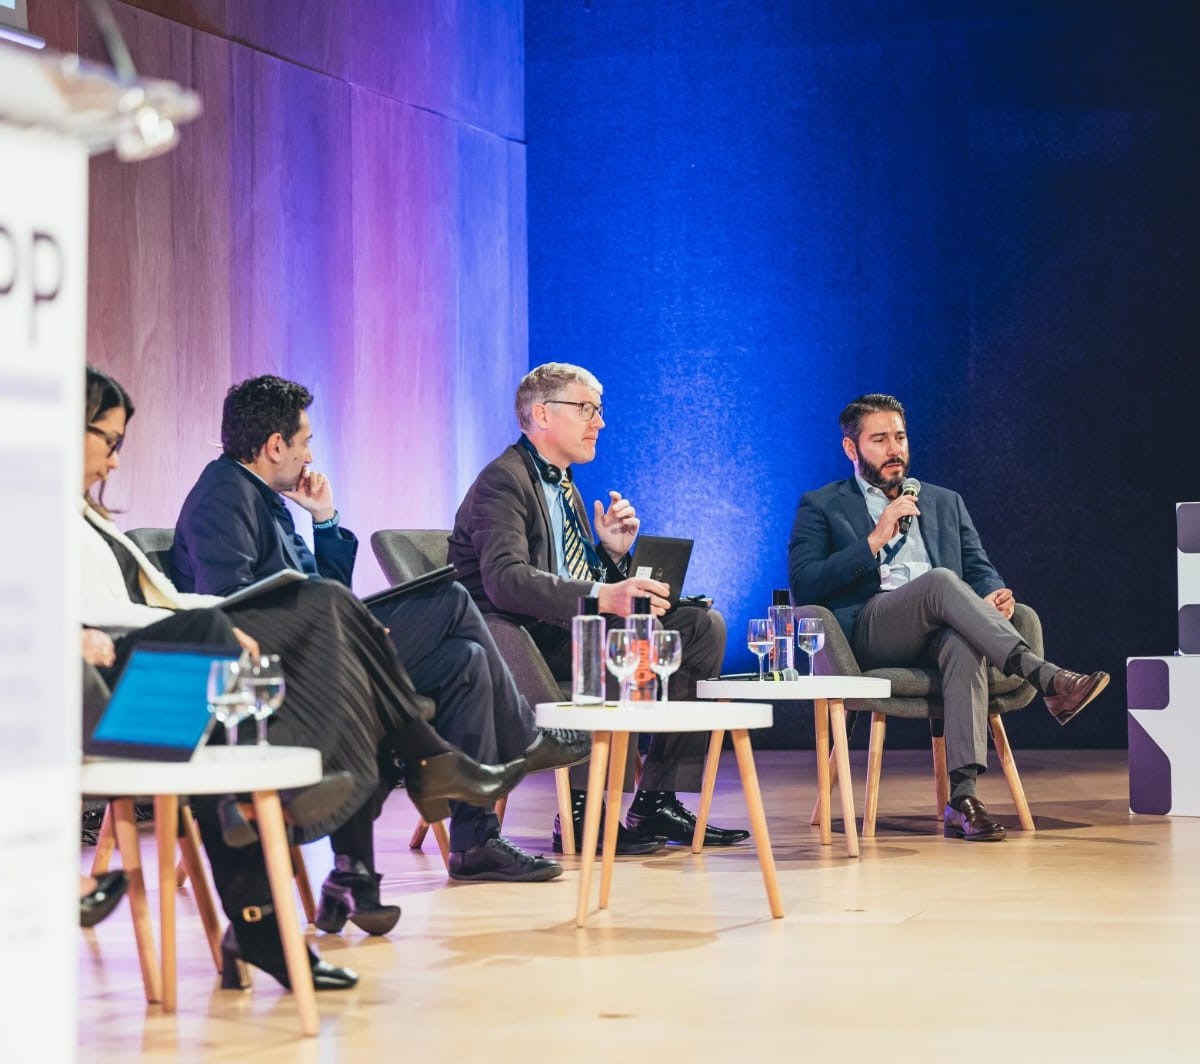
[78,748,1200,1063]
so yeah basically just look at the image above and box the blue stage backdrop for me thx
[526,2,1200,748]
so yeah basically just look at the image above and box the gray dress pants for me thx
[852,569,1024,774]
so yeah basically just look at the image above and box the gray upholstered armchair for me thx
[793,601,1043,835]
[369,529,575,852]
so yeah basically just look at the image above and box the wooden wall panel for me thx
[48,0,526,583]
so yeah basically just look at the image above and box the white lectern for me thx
[0,41,198,1060]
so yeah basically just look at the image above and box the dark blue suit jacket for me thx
[170,455,358,595]
[787,477,1004,641]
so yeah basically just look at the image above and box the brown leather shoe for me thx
[1044,669,1110,726]
[943,796,1006,841]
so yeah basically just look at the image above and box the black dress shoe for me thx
[448,836,563,882]
[524,729,591,774]
[943,796,1006,841]
[405,751,527,822]
[1044,669,1110,726]
[552,803,665,856]
[314,856,401,936]
[626,797,750,847]
[80,871,128,928]
[220,920,357,991]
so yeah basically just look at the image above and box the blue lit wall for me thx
[526,2,1200,748]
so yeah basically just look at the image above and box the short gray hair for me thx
[515,362,603,432]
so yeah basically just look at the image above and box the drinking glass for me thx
[206,659,254,746]
[239,654,286,745]
[649,630,683,703]
[747,618,771,681]
[795,617,826,675]
[606,629,640,705]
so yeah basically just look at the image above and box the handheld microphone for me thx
[897,477,921,535]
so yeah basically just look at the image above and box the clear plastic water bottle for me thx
[628,595,657,701]
[768,590,793,674]
[572,596,605,704]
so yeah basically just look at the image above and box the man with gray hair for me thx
[450,362,748,853]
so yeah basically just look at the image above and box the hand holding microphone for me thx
[897,477,921,535]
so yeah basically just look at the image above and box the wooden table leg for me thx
[599,732,630,910]
[111,798,162,1004]
[809,748,836,826]
[431,821,451,868]
[90,804,115,875]
[554,768,576,856]
[252,790,318,1037]
[692,728,725,853]
[829,698,859,858]
[575,731,611,929]
[178,805,223,972]
[731,730,783,919]
[813,698,832,846]
[154,794,179,1012]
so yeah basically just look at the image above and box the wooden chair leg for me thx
[692,728,725,853]
[409,820,431,849]
[90,804,115,876]
[154,794,180,1013]
[813,698,832,846]
[863,712,887,838]
[292,845,317,924]
[829,699,858,857]
[575,731,612,928]
[809,748,837,826]
[430,820,451,868]
[494,795,508,828]
[178,805,224,972]
[932,734,949,822]
[599,732,631,910]
[554,767,575,856]
[989,713,1035,831]
[111,798,162,1004]
[252,790,318,1037]
[731,729,784,919]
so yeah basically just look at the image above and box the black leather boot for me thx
[314,855,401,935]
[552,789,664,856]
[220,904,357,991]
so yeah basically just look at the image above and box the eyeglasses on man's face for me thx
[87,425,125,457]
[543,399,604,422]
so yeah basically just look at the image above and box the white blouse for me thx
[80,502,221,629]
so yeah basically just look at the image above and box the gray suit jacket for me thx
[449,443,624,629]
[788,477,1004,642]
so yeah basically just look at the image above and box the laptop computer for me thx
[84,643,238,761]
[629,535,694,608]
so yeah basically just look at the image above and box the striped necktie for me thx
[560,480,594,580]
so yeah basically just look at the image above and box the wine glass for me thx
[606,629,639,705]
[747,618,771,681]
[795,617,826,675]
[206,659,254,746]
[650,630,683,703]
[239,654,286,745]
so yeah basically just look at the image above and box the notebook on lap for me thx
[84,643,237,761]
[629,535,694,608]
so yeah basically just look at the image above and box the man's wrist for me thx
[312,509,339,529]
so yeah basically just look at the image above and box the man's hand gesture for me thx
[594,490,639,560]
[283,468,336,524]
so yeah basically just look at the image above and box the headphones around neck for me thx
[520,435,569,486]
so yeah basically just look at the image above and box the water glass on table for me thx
[606,629,639,705]
[206,659,254,745]
[649,629,682,702]
[239,653,286,745]
[747,618,771,681]
[795,618,825,675]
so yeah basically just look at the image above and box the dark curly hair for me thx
[221,376,313,462]
[838,394,906,443]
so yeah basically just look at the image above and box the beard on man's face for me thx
[858,452,909,494]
